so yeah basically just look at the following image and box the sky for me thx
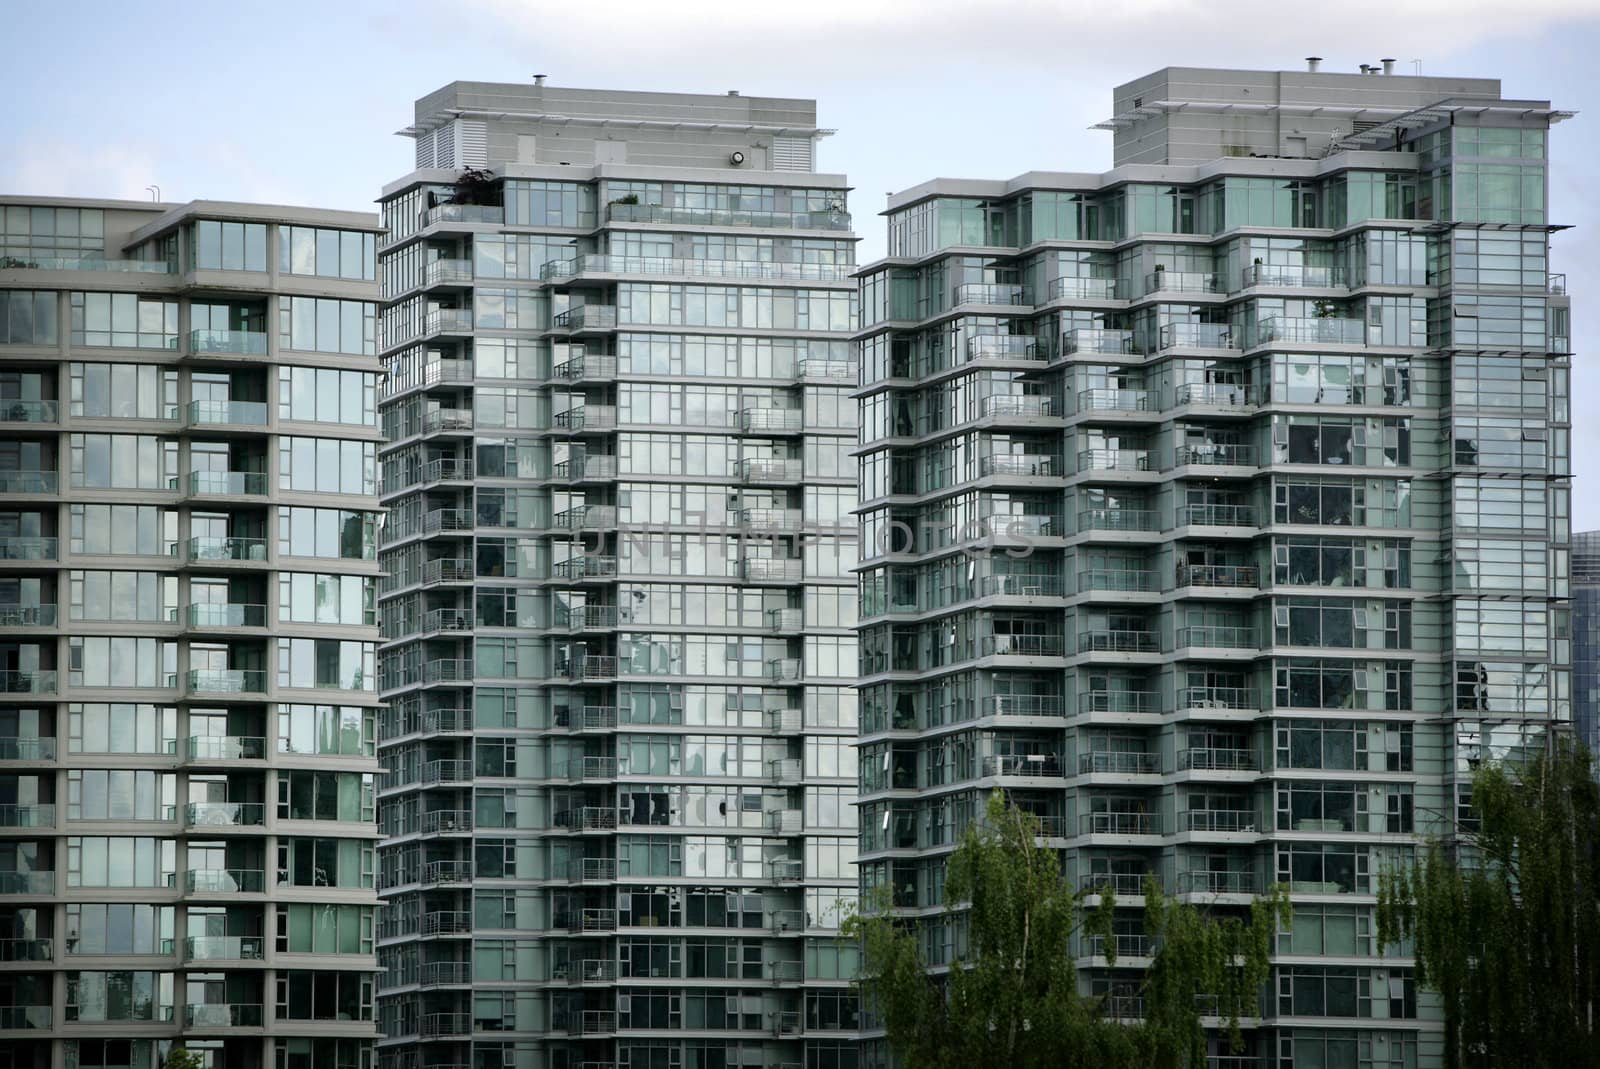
[4,0,1598,521]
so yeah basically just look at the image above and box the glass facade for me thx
[853,109,1571,1066]
[1573,531,1600,760]
[0,199,383,1069]
[375,152,860,1066]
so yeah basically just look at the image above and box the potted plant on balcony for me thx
[449,167,497,206]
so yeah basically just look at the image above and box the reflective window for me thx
[279,226,376,280]
[69,292,178,349]
[192,220,267,271]
[0,291,58,344]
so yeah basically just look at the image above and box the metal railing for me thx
[1175,625,1258,650]
[1064,328,1137,355]
[1174,443,1256,467]
[1048,276,1119,300]
[1078,751,1159,775]
[186,536,267,562]
[1179,747,1259,771]
[982,394,1054,418]
[983,693,1067,717]
[1078,507,1158,532]
[953,282,1028,306]
[1077,569,1155,593]
[981,754,1064,777]
[190,329,267,355]
[1159,323,1237,350]
[1078,629,1159,653]
[1080,811,1160,835]
[1179,686,1256,711]
[1077,387,1156,413]
[1241,264,1346,289]
[1175,383,1259,407]
[551,305,618,331]
[1176,503,1257,527]
[185,735,266,761]
[1175,563,1259,588]
[1145,270,1218,294]
[967,334,1041,360]
[981,634,1066,657]
[1078,448,1154,472]
[1182,809,1258,833]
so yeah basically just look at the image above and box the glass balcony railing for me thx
[978,453,1059,478]
[1254,316,1365,347]
[1077,507,1159,533]
[1182,809,1258,833]
[422,309,474,335]
[1175,383,1260,407]
[1078,448,1154,472]
[1077,388,1156,413]
[184,801,265,827]
[186,669,267,694]
[0,737,55,760]
[0,604,56,627]
[551,305,618,332]
[737,458,803,483]
[1078,569,1155,593]
[1173,443,1256,467]
[187,399,268,426]
[1175,625,1258,650]
[983,693,1067,717]
[0,936,51,961]
[1175,563,1259,589]
[423,258,474,286]
[967,334,1042,361]
[0,1005,51,1029]
[179,471,267,496]
[1078,629,1159,654]
[953,282,1028,306]
[185,536,268,562]
[1241,264,1346,289]
[1159,323,1238,350]
[190,329,267,355]
[981,634,1066,658]
[1048,276,1119,301]
[0,670,56,694]
[982,394,1055,418]
[1065,328,1137,355]
[184,935,265,961]
[0,400,57,423]
[1179,686,1257,711]
[1080,811,1159,835]
[980,573,1068,598]
[796,357,856,382]
[0,804,54,828]
[1179,747,1259,772]
[607,201,850,231]
[1079,751,1159,775]
[739,407,804,432]
[542,253,852,283]
[0,254,171,273]
[0,471,57,493]
[183,1003,263,1028]
[1078,690,1160,715]
[424,203,505,227]
[0,871,54,894]
[982,753,1064,777]
[1176,503,1258,528]
[1177,870,1258,895]
[186,603,267,628]
[0,537,56,561]
[184,868,265,893]
[1144,270,1219,294]
[185,735,267,761]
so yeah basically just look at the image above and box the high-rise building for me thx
[852,64,1573,1067]
[0,197,385,1069]
[1572,531,1600,758]
[373,83,861,1069]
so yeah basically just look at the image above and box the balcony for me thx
[184,801,266,828]
[421,910,472,936]
[1241,264,1346,289]
[1077,569,1155,594]
[423,658,474,684]
[1179,747,1259,772]
[0,537,56,561]
[568,655,618,681]
[981,754,1064,778]
[1078,691,1160,717]
[1175,564,1259,589]
[420,809,473,835]
[580,908,618,932]
[419,1011,473,1038]
[740,407,804,433]
[768,657,803,681]
[1179,686,1257,712]
[796,357,856,382]
[186,603,267,628]
[769,758,803,785]
[0,604,55,627]
[768,607,803,631]
[1078,629,1159,654]
[0,871,53,894]
[1177,870,1258,895]
[0,804,53,828]
[982,634,1066,658]
[1144,270,1219,294]
[186,536,268,562]
[953,282,1027,306]
[981,394,1054,419]
[0,737,54,760]
[0,670,56,694]
[1158,323,1237,350]
[421,457,474,485]
[1175,625,1257,651]
[424,204,504,227]
[181,471,267,497]
[184,936,265,961]
[557,806,618,832]
[1175,503,1257,528]
[1064,328,1136,356]
[1175,383,1260,408]
[543,253,853,283]
[980,573,1067,599]
[1077,388,1156,414]
[1086,933,1155,959]
[554,504,617,529]
[571,857,617,882]
[769,858,805,883]
[186,735,267,761]
[0,471,56,494]
[1080,812,1159,836]
[736,457,803,483]
[190,329,267,355]
[553,555,618,580]
[554,405,618,432]
[767,809,803,835]
[1079,751,1159,775]
[0,254,171,273]
[608,201,850,231]
[555,456,620,481]
[422,508,474,536]
[983,693,1066,718]
[1254,316,1365,347]
[1078,448,1154,473]
[738,508,804,534]
[185,868,265,894]
[422,309,474,336]
[420,558,472,586]
[967,334,1041,361]
[767,707,803,733]
[1077,507,1158,533]
[187,669,266,694]
[0,400,56,423]
[422,607,472,634]
[1048,276,1119,301]
[423,259,474,287]
[743,558,803,583]
[552,305,618,332]
[420,960,473,987]
[423,409,473,435]
[568,755,618,782]
[1173,443,1256,468]
[1182,809,1258,833]
[0,1006,51,1030]
[422,860,472,886]
[553,354,618,381]
[187,400,268,427]
[978,453,1059,479]
[0,937,50,961]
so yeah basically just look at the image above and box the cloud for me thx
[2,141,162,202]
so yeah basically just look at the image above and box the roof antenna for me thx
[1412,59,1422,75]
[145,185,160,202]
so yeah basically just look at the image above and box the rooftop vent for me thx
[1306,56,1322,72]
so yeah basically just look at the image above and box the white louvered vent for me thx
[434,125,456,170]
[415,129,435,170]
[457,120,489,168]
[771,137,813,172]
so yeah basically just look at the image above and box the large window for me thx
[0,291,58,344]
[69,434,177,489]
[70,505,174,556]
[192,220,267,271]
[278,437,376,496]
[280,226,376,280]
[277,704,373,756]
[69,363,178,419]
[276,836,373,888]
[67,770,176,821]
[2,205,103,257]
[277,771,374,822]
[275,904,373,955]
[67,637,176,688]
[66,836,176,887]
[279,573,374,626]
[69,293,178,349]
[279,366,376,426]
[277,296,376,355]
[69,571,176,622]
[68,704,176,755]
[278,506,376,559]
[275,970,372,1021]
[277,638,374,691]
[64,903,175,955]
[65,971,174,1022]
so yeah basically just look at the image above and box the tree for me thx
[846,792,1288,1069]
[448,167,497,206]
[163,1049,205,1069]
[1377,737,1600,1069]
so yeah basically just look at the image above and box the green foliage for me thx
[846,792,1289,1069]
[449,167,497,205]
[163,1049,205,1069]
[1377,738,1600,1069]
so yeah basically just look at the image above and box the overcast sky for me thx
[5,0,1597,523]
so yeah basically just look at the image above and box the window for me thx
[278,507,377,559]
[69,293,178,349]
[65,971,174,1022]
[64,904,175,955]
[70,505,174,556]
[0,291,58,344]
[68,704,176,754]
[66,836,176,887]
[275,970,372,1021]
[2,205,104,257]
[278,367,377,426]
[276,837,374,888]
[275,904,373,954]
[69,571,176,622]
[192,220,267,271]
[69,363,177,419]
[277,296,376,355]
[277,638,374,691]
[278,437,376,496]
[69,434,177,489]
[67,770,176,821]
[277,704,373,756]
[278,573,374,625]
[277,771,374,822]
[67,637,176,688]
[280,226,376,280]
